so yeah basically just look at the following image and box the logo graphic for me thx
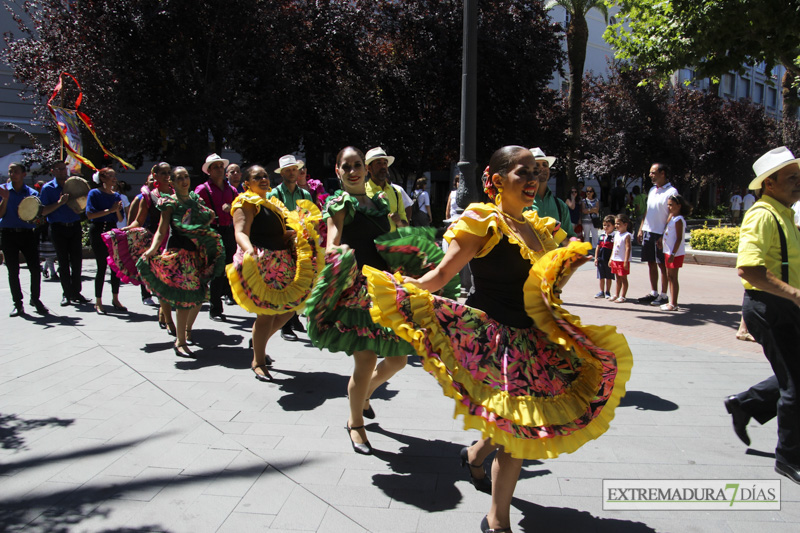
[603,480,780,510]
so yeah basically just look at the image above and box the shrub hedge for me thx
[689,224,739,253]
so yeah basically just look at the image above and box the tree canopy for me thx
[2,0,563,177]
[605,0,800,116]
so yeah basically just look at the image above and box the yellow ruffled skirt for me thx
[363,241,632,460]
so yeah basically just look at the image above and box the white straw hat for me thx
[750,146,800,190]
[202,153,230,175]
[274,154,305,174]
[365,147,395,167]
[530,147,556,167]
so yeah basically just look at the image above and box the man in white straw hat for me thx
[526,147,574,240]
[196,153,237,321]
[269,155,312,211]
[724,146,800,485]
[364,147,410,231]
[268,154,313,341]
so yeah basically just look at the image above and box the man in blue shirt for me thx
[40,160,89,307]
[0,162,48,316]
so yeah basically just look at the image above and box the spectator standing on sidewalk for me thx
[743,189,756,212]
[637,163,678,307]
[730,189,743,223]
[724,146,800,485]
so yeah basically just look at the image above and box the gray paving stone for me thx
[270,485,332,531]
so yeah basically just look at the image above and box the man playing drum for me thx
[0,162,48,316]
[40,160,91,307]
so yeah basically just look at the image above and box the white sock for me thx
[659,293,668,299]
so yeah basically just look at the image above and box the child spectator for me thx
[594,215,616,299]
[610,213,632,303]
[661,194,692,311]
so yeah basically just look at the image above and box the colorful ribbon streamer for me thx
[46,72,133,171]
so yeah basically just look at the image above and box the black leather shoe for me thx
[461,445,492,493]
[724,396,751,446]
[291,315,306,333]
[775,460,800,485]
[209,312,225,322]
[72,294,91,305]
[31,300,49,315]
[60,296,71,307]
[280,327,298,342]
[9,305,22,317]
[363,404,376,420]
[480,515,512,532]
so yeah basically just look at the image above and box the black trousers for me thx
[1,228,41,306]
[209,224,235,314]
[51,223,83,299]
[89,221,120,298]
[737,290,800,466]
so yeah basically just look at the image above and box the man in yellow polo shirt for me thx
[364,147,409,231]
[724,146,800,485]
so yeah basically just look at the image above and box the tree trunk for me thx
[781,66,799,143]
[562,13,588,199]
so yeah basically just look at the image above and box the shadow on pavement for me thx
[637,303,742,329]
[16,313,81,329]
[564,300,742,330]
[369,424,465,512]
[0,463,277,533]
[273,369,350,411]
[0,413,74,451]
[514,497,656,532]
[619,391,679,411]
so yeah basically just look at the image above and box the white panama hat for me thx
[274,154,305,174]
[750,146,800,190]
[530,147,556,167]
[365,147,395,167]
[202,153,230,175]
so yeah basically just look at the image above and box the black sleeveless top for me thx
[250,206,288,250]
[341,210,389,270]
[465,235,533,329]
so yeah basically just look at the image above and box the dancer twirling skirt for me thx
[138,166,224,357]
[305,146,457,456]
[225,165,323,382]
[364,146,632,533]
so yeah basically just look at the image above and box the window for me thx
[723,73,735,95]
[739,80,751,100]
[754,83,765,103]
[767,87,778,107]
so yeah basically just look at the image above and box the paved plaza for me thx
[1,253,798,532]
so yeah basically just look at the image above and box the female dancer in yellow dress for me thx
[365,146,632,532]
[226,165,322,381]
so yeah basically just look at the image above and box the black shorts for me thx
[640,231,664,264]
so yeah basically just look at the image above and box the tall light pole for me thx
[456,0,477,210]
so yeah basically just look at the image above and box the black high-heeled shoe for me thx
[363,403,376,420]
[251,364,272,382]
[480,515,512,532]
[460,446,492,493]
[346,424,372,455]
